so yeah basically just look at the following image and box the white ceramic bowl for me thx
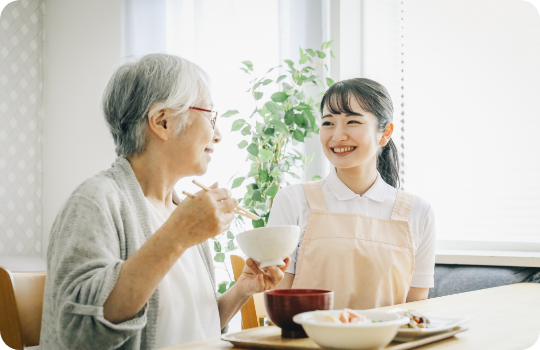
[236,225,300,268]
[293,310,409,350]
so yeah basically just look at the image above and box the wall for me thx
[42,0,120,256]
[0,0,43,256]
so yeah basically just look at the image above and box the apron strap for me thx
[391,190,414,221]
[302,181,328,212]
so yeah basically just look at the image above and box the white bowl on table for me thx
[293,310,410,350]
[236,225,300,269]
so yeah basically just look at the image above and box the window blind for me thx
[403,0,540,247]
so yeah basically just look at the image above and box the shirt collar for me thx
[326,167,388,202]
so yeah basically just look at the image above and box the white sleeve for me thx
[267,187,303,274]
[410,204,436,288]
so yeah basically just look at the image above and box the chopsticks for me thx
[182,180,261,221]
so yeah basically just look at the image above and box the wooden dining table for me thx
[162,283,540,350]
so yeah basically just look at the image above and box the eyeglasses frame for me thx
[189,106,218,129]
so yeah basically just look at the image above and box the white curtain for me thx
[403,0,540,250]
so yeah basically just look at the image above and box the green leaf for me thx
[247,143,259,157]
[214,253,225,263]
[264,185,278,198]
[253,219,265,228]
[282,82,293,91]
[321,40,334,50]
[284,59,294,69]
[241,125,251,136]
[253,91,263,100]
[252,189,262,202]
[232,177,245,189]
[259,150,273,163]
[240,67,249,74]
[227,231,234,239]
[276,75,287,83]
[293,129,305,142]
[222,110,239,118]
[264,127,275,136]
[231,119,245,131]
[284,110,295,125]
[227,240,235,251]
[294,113,305,127]
[217,281,227,294]
[229,281,236,288]
[253,82,262,90]
[264,101,280,115]
[238,140,248,149]
[316,50,326,59]
[214,241,221,252]
[271,92,289,103]
[270,119,289,134]
[262,79,273,85]
[310,175,322,181]
[299,53,308,65]
[330,50,336,59]
[242,60,253,71]
[258,169,269,183]
[306,48,316,57]
[326,77,335,87]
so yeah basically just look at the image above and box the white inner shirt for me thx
[145,199,221,348]
[267,168,436,288]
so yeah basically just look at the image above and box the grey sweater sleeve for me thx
[47,194,147,349]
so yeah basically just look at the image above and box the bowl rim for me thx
[293,310,410,328]
[264,288,334,296]
[237,225,301,235]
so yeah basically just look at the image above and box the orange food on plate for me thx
[339,308,368,323]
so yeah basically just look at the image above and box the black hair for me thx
[320,78,401,188]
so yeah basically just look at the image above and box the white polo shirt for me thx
[267,168,436,288]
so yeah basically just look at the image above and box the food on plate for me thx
[312,309,376,324]
[395,310,431,329]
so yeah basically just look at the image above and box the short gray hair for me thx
[102,54,212,157]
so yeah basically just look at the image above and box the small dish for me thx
[388,308,474,342]
[236,225,300,268]
[293,310,409,350]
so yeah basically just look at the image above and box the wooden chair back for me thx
[0,268,46,349]
[230,255,261,329]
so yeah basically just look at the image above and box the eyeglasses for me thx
[189,107,218,129]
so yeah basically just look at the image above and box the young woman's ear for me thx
[148,105,170,141]
[379,122,394,147]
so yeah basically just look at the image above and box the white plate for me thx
[389,309,474,342]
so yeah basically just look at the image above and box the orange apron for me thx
[292,181,415,310]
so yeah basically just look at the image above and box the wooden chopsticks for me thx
[182,180,262,221]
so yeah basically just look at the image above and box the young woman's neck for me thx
[335,159,378,196]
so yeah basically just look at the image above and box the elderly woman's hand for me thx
[163,187,238,248]
[235,258,291,296]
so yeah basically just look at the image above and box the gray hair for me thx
[102,53,212,157]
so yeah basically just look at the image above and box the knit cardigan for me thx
[40,157,218,350]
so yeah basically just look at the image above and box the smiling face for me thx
[320,96,387,170]
[171,107,221,176]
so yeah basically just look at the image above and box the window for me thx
[403,0,540,251]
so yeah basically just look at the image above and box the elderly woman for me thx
[40,54,289,350]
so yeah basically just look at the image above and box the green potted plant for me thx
[213,41,336,294]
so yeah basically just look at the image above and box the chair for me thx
[0,267,46,349]
[230,255,267,329]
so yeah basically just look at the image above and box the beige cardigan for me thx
[40,157,219,350]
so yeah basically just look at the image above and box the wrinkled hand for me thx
[165,182,238,248]
[235,258,291,296]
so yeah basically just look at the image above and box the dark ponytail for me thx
[320,78,401,188]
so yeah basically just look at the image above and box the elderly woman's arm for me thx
[47,187,236,349]
[216,258,290,328]
[103,188,237,323]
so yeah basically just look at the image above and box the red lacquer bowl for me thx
[264,289,334,338]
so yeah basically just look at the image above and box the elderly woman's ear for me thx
[148,105,172,141]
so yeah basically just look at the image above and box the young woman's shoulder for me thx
[268,184,309,226]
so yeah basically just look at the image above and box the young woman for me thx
[268,78,436,310]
